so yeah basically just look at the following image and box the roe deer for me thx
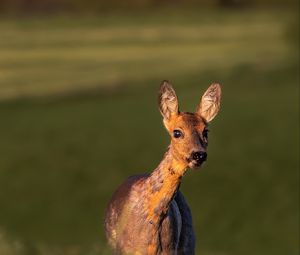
[105,81,221,255]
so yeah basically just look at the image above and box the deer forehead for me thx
[165,112,207,132]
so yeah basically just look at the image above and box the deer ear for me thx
[158,80,179,120]
[196,83,221,122]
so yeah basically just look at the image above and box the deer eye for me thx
[173,130,183,138]
[203,129,209,140]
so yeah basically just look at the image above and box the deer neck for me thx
[144,146,187,224]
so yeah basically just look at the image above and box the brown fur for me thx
[105,81,221,255]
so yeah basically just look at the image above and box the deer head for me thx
[158,80,221,170]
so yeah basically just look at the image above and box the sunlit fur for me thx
[105,81,221,255]
[164,112,208,170]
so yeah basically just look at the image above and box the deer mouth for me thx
[187,151,207,169]
[187,158,205,169]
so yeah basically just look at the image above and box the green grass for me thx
[0,10,291,100]
[0,9,299,255]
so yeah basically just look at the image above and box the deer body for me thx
[105,81,221,255]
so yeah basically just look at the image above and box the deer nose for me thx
[192,151,207,163]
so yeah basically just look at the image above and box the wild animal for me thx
[105,81,221,255]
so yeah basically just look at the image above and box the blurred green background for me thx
[0,0,299,254]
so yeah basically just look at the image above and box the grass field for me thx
[0,9,299,255]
